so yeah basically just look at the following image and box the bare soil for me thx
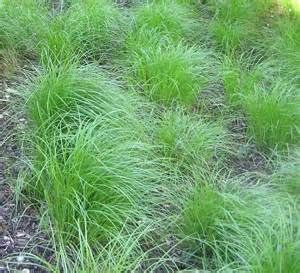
[0,72,53,273]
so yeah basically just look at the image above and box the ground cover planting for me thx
[0,0,299,272]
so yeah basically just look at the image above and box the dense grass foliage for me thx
[243,81,300,150]
[2,0,300,272]
[264,14,300,85]
[0,0,124,65]
[218,0,300,151]
[62,0,124,61]
[123,0,217,105]
[181,184,227,241]
[223,57,300,150]
[156,109,229,169]
[276,150,300,198]
[133,0,197,42]
[208,0,274,53]
[30,121,158,242]
[27,65,143,129]
[41,0,125,65]
[181,182,300,271]
[0,0,48,54]
[26,65,160,244]
[127,43,214,104]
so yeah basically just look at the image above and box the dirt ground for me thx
[0,72,52,273]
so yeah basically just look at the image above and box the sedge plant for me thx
[24,64,161,247]
[275,150,300,199]
[62,0,125,62]
[126,41,215,105]
[208,0,274,53]
[156,108,230,170]
[180,179,300,272]
[133,0,198,43]
[0,0,49,56]
[242,80,300,151]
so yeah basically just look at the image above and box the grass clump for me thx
[127,43,214,105]
[211,20,248,53]
[27,64,145,133]
[181,184,226,241]
[133,0,197,43]
[243,81,300,151]
[264,15,300,85]
[156,109,229,169]
[0,0,48,56]
[222,57,250,107]
[38,0,125,65]
[4,0,300,271]
[30,121,157,243]
[63,0,125,62]
[125,1,217,105]
[38,16,76,66]
[208,0,274,53]
[221,57,300,151]
[276,150,300,199]
[125,27,167,56]
[222,56,268,107]
[25,65,159,245]
[0,0,124,65]
[180,181,300,272]
[207,0,273,19]
[27,65,77,127]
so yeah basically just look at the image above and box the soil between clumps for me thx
[0,74,53,273]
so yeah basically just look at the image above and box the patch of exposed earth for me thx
[0,69,53,273]
[228,116,269,176]
[198,82,269,179]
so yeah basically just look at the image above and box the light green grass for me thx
[243,81,300,151]
[63,0,125,62]
[24,65,161,247]
[262,14,300,86]
[180,181,300,272]
[0,0,125,65]
[208,0,274,53]
[29,121,157,242]
[40,0,125,65]
[38,15,76,67]
[221,56,300,151]
[211,19,249,53]
[181,184,226,241]
[126,42,215,105]
[0,0,48,55]
[207,0,274,21]
[156,108,230,170]
[222,56,257,107]
[125,27,169,56]
[26,64,146,133]
[124,0,217,105]
[275,150,300,199]
[222,56,278,105]
[133,0,198,43]
[4,0,300,272]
